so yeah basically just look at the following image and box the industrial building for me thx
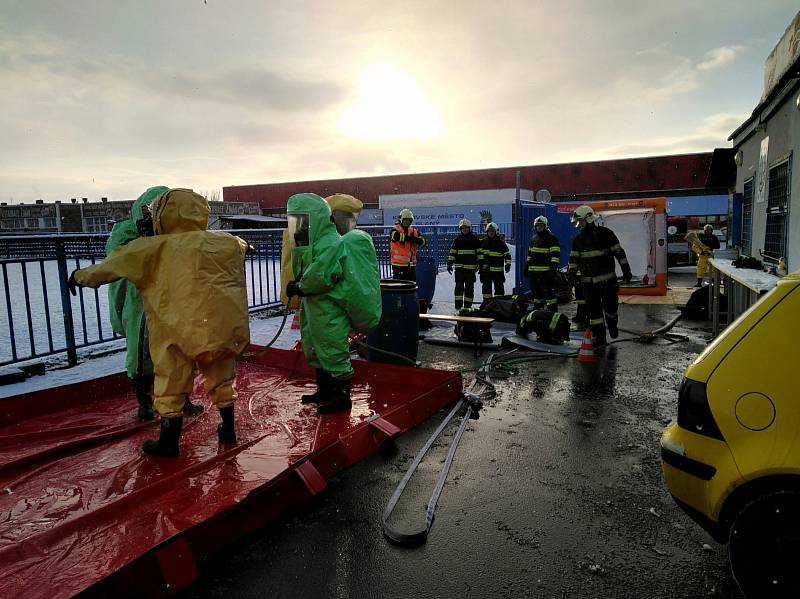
[729,10,800,271]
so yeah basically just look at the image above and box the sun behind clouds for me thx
[338,63,445,143]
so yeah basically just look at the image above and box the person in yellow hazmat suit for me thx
[67,189,250,457]
[687,225,720,287]
[284,193,381,414]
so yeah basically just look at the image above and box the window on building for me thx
[764,158,790,263]
[43,217,56,228]
[85,216,110,233]
[26,218,39,228]
[741,177,753,255]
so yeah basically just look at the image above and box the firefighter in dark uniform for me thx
[567,205,632,346]
[389,208,426,282]
[447,218,481,310]
[478,222,512,302]
[526,216,561,312]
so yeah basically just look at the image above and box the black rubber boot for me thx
[142,416,182,457]
[317,378,352,414]
[695,278,703,287]
[217,405,236,444]
[134,375,155,421]
[301,369,331,404]
[183,400,205,416]
[607,317,619,339]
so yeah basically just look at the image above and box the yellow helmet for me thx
[571,205,595,225]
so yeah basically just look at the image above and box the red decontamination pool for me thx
[0,347,462,598]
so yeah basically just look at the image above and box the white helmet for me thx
[485,222,498,232]
[533,215,548,228]
[458,218,471,229]
[399,208,414,221]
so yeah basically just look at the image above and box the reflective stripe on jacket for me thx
[567,224,629,284]
[448,232,481,270]
[479,235,511,272]
[389,223,425,266]
[527,230,560,273]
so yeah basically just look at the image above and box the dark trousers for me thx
[454,270,476,310]
[573,281,587,325]
[585,280,619,342]
[392,266,416,283]
[480,271,505,301]
[528,272,558,312]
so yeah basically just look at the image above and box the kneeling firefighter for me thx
[68,189,251,457]
[516,309,571,345]
[285,193,381,414]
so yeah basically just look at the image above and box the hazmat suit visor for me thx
[331,210,358,235]
[287,214,310,248]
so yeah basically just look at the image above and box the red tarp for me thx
[0,347,461,598]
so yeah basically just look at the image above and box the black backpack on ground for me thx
[679,284,727,320]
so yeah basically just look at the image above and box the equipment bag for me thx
[454,321,493,343]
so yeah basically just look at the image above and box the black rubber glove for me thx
[621,269,632,284]
[286,280,304,297]
[447,264,453,274]
[67,269,80,296]
[505,264,511,273]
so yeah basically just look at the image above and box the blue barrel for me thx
[366,279,419,365]
[415,256,437,304]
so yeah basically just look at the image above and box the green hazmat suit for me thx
[288,193,381,379]
[106,186,168,378]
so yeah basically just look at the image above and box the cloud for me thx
[697,45,746,71]
[579,112,749,159]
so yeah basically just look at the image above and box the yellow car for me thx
[661,273,800,599]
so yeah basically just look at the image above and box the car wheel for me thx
[729,490,800,598]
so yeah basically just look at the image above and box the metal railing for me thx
[0,224,511,368]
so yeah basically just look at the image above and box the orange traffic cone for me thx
[290,309,301,331]
[577,328,596,363]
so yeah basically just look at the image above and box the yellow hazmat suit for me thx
[687,231,712,278]
[74,189,250,418]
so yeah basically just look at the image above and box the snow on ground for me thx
[1,254,517,399]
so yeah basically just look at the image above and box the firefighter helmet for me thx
[486,222,499,233]
[533,215,548,228]
[458,218,471,229]
[704,224,713,233]
[399,209,414,221]
[571,205,595,225]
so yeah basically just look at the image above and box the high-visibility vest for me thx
[390,223,420,267]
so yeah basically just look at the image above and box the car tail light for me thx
[677,377,724,441]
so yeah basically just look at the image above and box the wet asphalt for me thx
[180,282,744,599]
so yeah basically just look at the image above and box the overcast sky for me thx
[1,1,797,203]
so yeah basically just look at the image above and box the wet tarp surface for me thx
[0,348,461,598]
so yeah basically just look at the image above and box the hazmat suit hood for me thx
[287,193,340,281]
[152,188,210,235]
[325,193,363,235]
[105,185,169,378]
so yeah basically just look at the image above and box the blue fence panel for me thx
[0,223,512,367]
[513,202,576,293]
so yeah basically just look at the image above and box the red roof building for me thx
[223,151,733,211]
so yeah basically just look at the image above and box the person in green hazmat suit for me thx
[68,189,250,457]
[105,186,203,420]
[284,193,381,414]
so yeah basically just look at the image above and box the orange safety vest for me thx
[390,223,420,267]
